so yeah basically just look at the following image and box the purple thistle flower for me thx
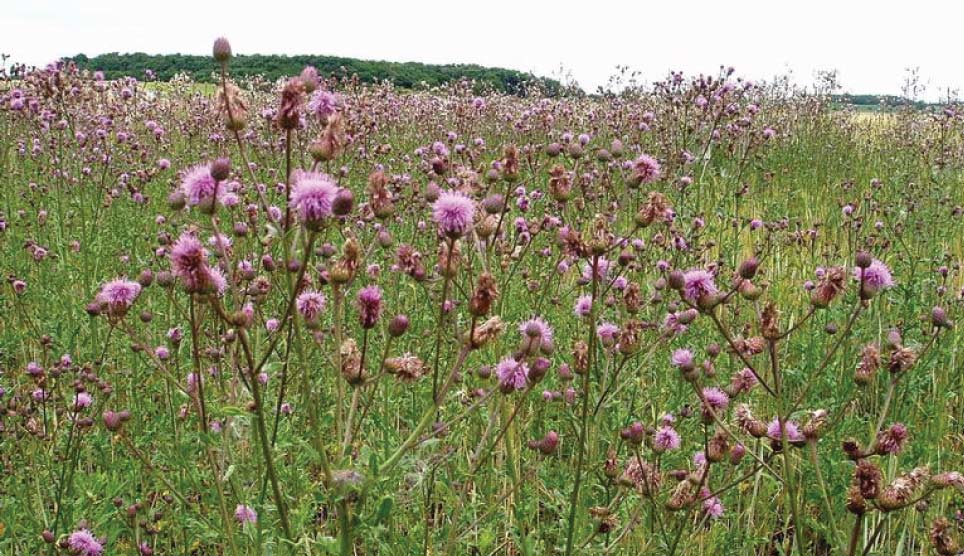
[357,285,383,329]
[96,279,141,317]
[653,425,681,452]
[632,154,661,184]
[73,391,93,410]
[670,349,694,368]
[582,258,611,281]
[854,259,894,291]
[701,490,725,519]
[876,423,909,454]
[235,504,258,526]
[682,269,718,303]
[180,164,221,206]
[573,294,593,317]
[296,290,327,324]
[496,357,530,393]
[702,387,729,411]
[291,171,338,229]
[519,317,553,342]
[767,418,804,442]
[307,89,341,121]
[68,529,104,556]
[432,190,476,238]
[596,322,619,346]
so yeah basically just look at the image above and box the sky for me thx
[3,0,963,100]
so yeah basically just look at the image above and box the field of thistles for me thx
[2,38,964,556]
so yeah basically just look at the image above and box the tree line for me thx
[67,52,563,95]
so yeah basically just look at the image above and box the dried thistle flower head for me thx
[469,272,499,317]
[384,354,425,382]
[217,81,248,131]
[467,316,505,349]
[339,338,364,385]
[930,518,960,556]
[877,467,930,512]
[855,343,880,385]
[277,78,305,130]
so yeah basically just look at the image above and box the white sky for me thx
[3,0,962,100]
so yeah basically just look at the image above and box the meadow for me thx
[1,39,964,555]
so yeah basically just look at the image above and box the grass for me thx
[1,61,963,556]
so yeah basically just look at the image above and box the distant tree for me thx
[65,52,563,95]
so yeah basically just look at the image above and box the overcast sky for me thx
[3,0,962,100]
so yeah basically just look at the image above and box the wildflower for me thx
[854,258,894,298]
[496,357,529,393]
[653,425,681,452]
[670,349,694,369]
[296,290,327,326]
[384,354,426,382]
[307,89,340,122]
[432,190,476,238]
[766,418,804,443]
[180,164,222,207]
[235,504,257,525]
[701,490,725,519]
[212,37,232,64]
[876,423,909,455]
[356,285,383,329]
[630,154,661,185]
[596,322,619,346]
[68,529,104,556]
[702,387,729,411]
[519,317,553,352]
[573,294,593,317]
[291,171,338,230]
[95,279,141,318]
[682,269,718,304]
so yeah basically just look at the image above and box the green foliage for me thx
[66,52,563,95]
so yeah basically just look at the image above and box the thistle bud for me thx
[388,315,409,337]
[332,189,354,216]
[739,257,759,279]
[931,306,953,329]
[855,251,872,269]
[212,37,232,64]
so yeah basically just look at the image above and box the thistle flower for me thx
[701,490,725,519]
[701,387,729,411]
[519,317,553,349]
[290,171,338,230]
[95,278,141,318]
[277,78,304,130]
[307,89,341,122]
[432,190,476,238]
[854,258,895,297]
[212,37,232,64]
[620,457,661,496]
[496,357,529,393]
[235,504,257,525]
[653,425,681,452]
[384,354,426,382]
[766,418,804,443]
[356,285,383,329]
[68,529,104,556]
[682,269,718,304]
[631,154,661,185]
[596,322,619,346]
[876,423,909,455]
[180,164,221,207]
[670,349,694,369]
[573,294,593,317]
[296,290,327,325]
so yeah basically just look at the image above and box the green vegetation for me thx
[66,52,563,95]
